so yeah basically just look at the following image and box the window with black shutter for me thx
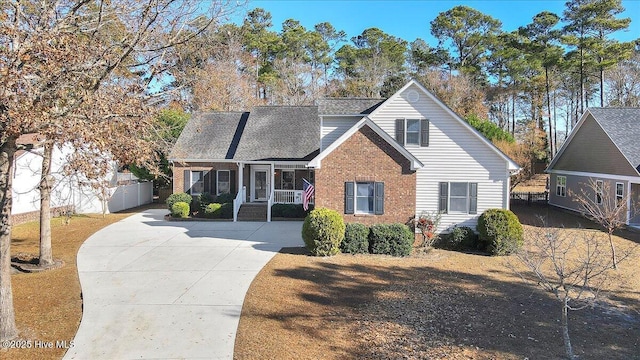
[395,118,429,147]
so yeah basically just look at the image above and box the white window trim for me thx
[596,180,604,205]
[616,182,624,203]
[355,182,374,215]
[216,170,230,195]
[281,170,295,190]
[448,182,470,214]
[189,170,204,196]
[404,119,421,147]
[556,176,566,197]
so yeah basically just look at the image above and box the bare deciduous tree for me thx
[511,223,632,359]
[1,0,240,342]
[572,178,637,269]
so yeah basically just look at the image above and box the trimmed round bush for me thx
[204,203,222,218]
[198,192,215,210]
[477,209,524,255]
[444,226,478,250]
[369,223,414,257]
[166,192,192,211]
[302,208,345,256]
[341,223,370,254]
[171,201,190,218]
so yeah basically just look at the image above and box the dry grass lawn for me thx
[2,206,158,360]
[3,202,638,360]
[235,205,640,360]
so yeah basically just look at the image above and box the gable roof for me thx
[309,117,423,170]
[368,79,520,172]
[317,98,385,115]
[169,106,320,162]
[548,107,640,174]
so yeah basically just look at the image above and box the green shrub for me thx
[341,223,369,254]
[369,224,414,257]
[219,202,233,219]
[215,192,235,204]
[204,203,222,218]
[477,209,524,255]
[171,201,190,218]
[272,203,313,218]
[166,192,192,211]
[198,192,215,209]
[442,226,477,250]
[302,208,345,256]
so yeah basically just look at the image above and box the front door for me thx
[251,166,270,201]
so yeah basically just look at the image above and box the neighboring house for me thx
[546,108,640,227]
[169,79,520,231]
[11,134,152,224]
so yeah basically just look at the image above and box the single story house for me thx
[546,107,640,227]
[169,79,520,231]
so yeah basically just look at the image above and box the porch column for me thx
[268,163,274,222]
[238,162,244,201]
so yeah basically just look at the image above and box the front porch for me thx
[234,163,315,222]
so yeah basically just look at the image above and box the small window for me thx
[596,180,603,205]
[439,182,478,214]
[406,119,420,146]
[281,170,295,190]
[616,182,624,205]
[217,170,230,195]
[190,171,204,195]
[356,182,374,214]
[345,182,384,215]
[556,176,566,197]
[395,118,429,147]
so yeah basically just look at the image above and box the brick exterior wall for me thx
[315,125,416,226]
[172,162,237,194]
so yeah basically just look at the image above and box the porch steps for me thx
[237,203,267,221]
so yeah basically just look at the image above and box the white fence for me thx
[108,181,153,213]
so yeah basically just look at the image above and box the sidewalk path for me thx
[63,209,303,360]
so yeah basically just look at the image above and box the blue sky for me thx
[242,0,639,46]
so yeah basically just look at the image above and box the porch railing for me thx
[273,189,304,204]
[233,186,246,222]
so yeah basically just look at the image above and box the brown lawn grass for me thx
[2,205,162,360]
[235,205,640,360]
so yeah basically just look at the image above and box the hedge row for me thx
[302,208,414,257]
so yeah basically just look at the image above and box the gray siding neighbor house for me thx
[169,80,520,229]
[546,108,640,226]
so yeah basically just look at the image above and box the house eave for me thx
[308,116,424,171]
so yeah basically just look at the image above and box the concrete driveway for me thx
[63,208,303,360]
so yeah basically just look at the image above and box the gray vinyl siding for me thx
[321,116,359,151]
[552,115,638,177]
[549,173,634,224]
[631,184,640,224]
[368,83,510,231]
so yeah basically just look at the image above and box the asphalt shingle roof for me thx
[169,106,320,162]
[317,98,385,115]
[588,107,640,171]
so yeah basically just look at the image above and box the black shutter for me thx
[469,183,478,214]
[345,182,354,214]
[439,182,448,213]
[420,119,429,147]
[203,171,211,194]
[395,119,405,145]
[374,182,384,215]
[230,170,237,195]
[183,170,190,194]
